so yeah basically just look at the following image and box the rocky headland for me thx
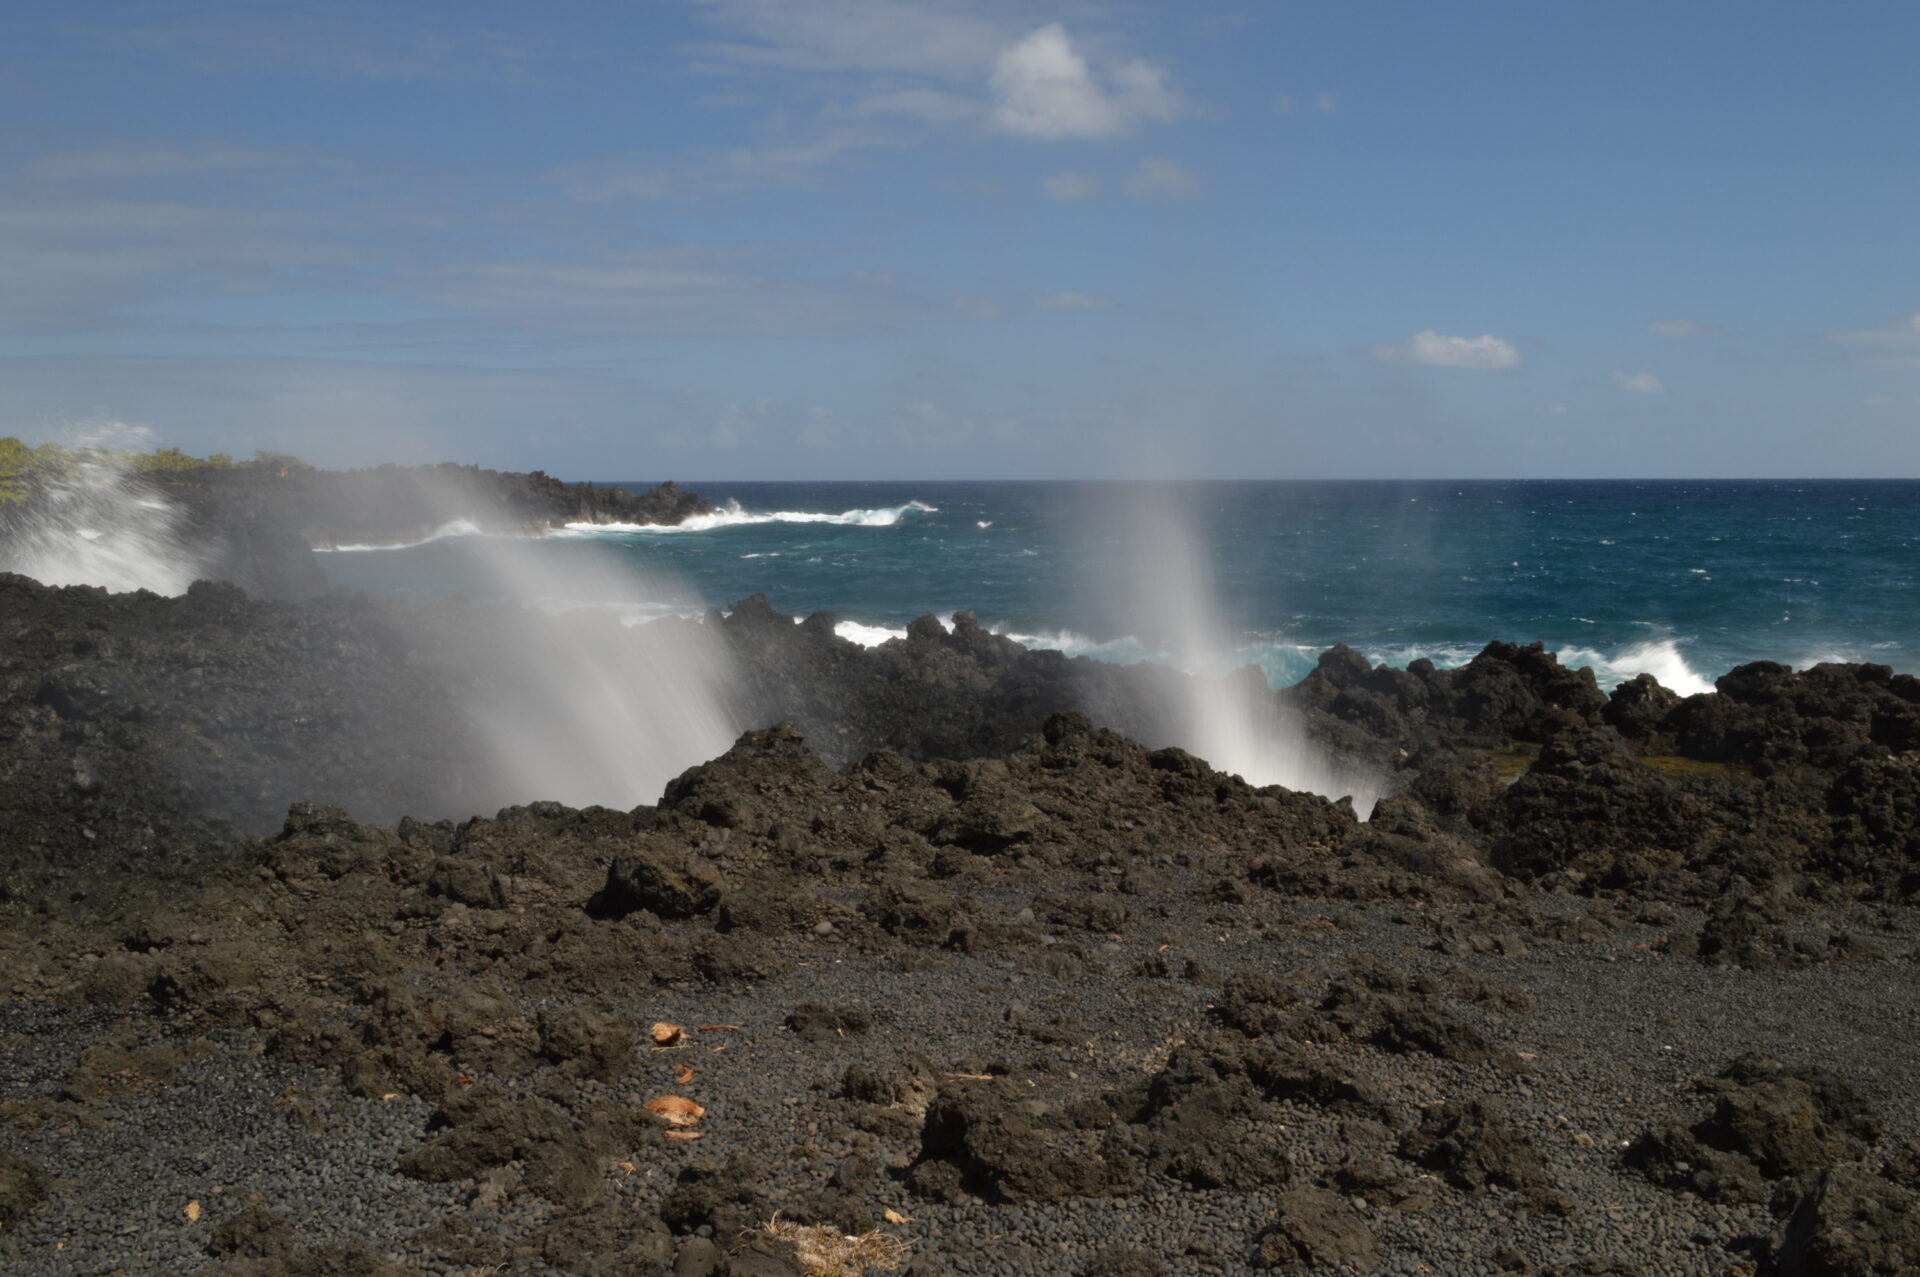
[0,447,712,602]
[154,463,714,601]
[2,569,1917,1276]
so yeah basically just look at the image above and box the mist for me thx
[2,454,742,820]
[434,532,741,812]
[1068,482,1383,815]
[0,425,206,596]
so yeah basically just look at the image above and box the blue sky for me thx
[2,0,1917,478]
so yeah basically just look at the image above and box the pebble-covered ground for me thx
[4,744,1916,1275]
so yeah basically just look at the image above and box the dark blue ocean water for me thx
[317,480,1920,693]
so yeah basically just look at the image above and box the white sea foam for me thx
[0,424,202,595]
[568,499,937,535]
[834,619,911,647]
[322,519,485,552]
[1557,638,1716,696]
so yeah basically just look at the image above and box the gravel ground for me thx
[5,876,1916,1277]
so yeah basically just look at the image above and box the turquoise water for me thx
[317,480,1920,693]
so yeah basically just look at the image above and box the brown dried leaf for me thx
[651,1022,686,1048]
[883,1207,913,1224]
[674,1064,696,1085]
[663,1129,705,1141]
[644,1095,706,1127]
[184,1200,201,1223]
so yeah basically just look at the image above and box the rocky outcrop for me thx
[8,574,1920,914]
[140,463,713,600]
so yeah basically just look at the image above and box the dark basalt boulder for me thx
[0,1150,51,1232]
[1252,1185,1381,1272]
[1772,1166,1920,1277]
[1603,672,1682,744]
[915,1073,1141,1204]
[588,841,726,920]
[1399,1099,1551,1195]
[1627,1055,1880,1203]
[398,1086,610,1206]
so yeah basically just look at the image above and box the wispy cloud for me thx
[1372,330,1522,370]
[1036,290,1115,311]
[990,23,1184,140]
[1124,157,1203,201]
[1613,370,1666,393]
[555,125,892,200]
[687,0,1010,78]
[1274,91,1338,115]
[1647,318,1717,337]
[26,3,567,84]
[423,248,926,339]
[1832,313,1920,369]
[1041,171,1101,201]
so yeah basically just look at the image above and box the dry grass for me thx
[746,1217,912,1276]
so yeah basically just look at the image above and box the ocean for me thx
[317,479,1920,695]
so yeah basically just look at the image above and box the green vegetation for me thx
[1638,754,1747,779]
[1488,744,1541,782]
[0,437,310,507]
[0,437,69,507]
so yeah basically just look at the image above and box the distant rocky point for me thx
[162,459,713,549]
[155,460,714,598]
[0,440,714,601]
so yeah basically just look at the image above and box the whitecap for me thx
[834,620,909,647]
[1558,638,1716,696]
[568,498,937,535]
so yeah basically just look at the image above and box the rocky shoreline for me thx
[2,570,1917,1275]
[151,463,714,601]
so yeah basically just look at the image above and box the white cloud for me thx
[1041,171,1101,201]
[1124,157,1203,201]
[1036,290,1114,311]
[989,23,1183,140]
[1833,313,1920,369]
[1614,370,1666,393]
[1274,91,1337,116]
[556,126,887,200]
[1647,318,1717,337]
[1372,330,1522,370]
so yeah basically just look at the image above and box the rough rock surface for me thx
[2,577,1920,1274]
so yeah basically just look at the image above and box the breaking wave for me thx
[0,425,201,596]
[1555,638,1717,696]
[570,499,937,535]
[828,619,1722,698]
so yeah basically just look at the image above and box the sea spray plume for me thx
[0,425,204,595]
[413,497,740,811]
[1072,482,1382,814]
